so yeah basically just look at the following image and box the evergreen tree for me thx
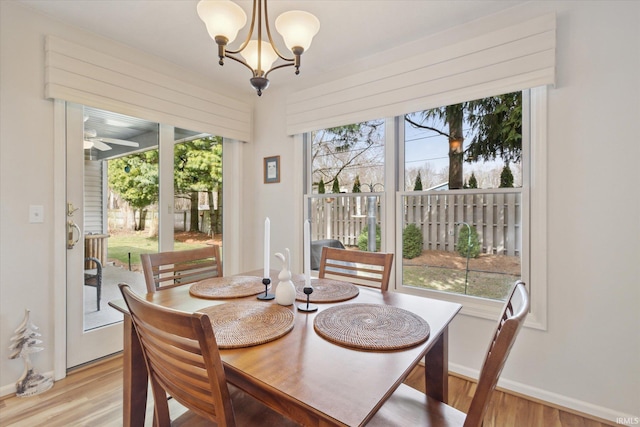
[468,172,478,189]
[405,91,522,189]
[317,178,325,194]
[352,175,361,193]
[413,172,423,191]
[500,164,514,188]
[332,177,341,193]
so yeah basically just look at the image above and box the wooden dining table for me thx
[109,269,461,427]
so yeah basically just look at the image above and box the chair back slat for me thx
[318,247,393,291]
[119,284,236,427]
[463,281,529,427]
[141,246,222,293]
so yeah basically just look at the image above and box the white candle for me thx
[264,217,270,278]
[304,219,311,288]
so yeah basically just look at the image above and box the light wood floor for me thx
[0,354,615,427]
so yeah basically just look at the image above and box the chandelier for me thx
[197,0,320,96]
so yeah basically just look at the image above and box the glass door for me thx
[66,103,159,367]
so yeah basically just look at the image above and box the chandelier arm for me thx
[262,0,294,61]
[264,61,295,79]
[224,54,259,77]
[226,0,258,55]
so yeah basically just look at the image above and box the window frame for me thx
[392,87,547,330]
[303,87,547,330]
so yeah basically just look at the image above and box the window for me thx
[304,87,547,328]
[307,122,387,269]
[400,91,524,302]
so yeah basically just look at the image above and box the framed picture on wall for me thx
[264,155,280,184]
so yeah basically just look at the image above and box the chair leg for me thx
[97,284,101,311]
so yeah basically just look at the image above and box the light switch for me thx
[29,205,44,223]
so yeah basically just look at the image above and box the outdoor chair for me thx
[310,239,345,270]
[140,245,222,293]
[84,256,102,311]
[368,280,530,427]
[318,247,394,291]
[118,284,298,427]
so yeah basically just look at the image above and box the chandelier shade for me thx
[197,0,247,43]
[275,11,320,52]
[241,40,279,72]
[197,0,320,96]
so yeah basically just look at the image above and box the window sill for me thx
[394,285,547,331]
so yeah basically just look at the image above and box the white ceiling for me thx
[19,0,526,97]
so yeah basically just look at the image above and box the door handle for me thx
[67,220,81,249]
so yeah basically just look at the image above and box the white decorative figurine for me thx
[274,248,296,306]
[8,309,54,397]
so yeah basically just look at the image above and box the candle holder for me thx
[257,277,275,300]
[297,286,318,312]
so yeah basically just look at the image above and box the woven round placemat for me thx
[190,276,265,299]
[293,278,359,303]
[198,301,294,349]
[314,303,430,351]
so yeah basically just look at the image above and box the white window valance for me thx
[286,13,555,135]
[45,35,252,142]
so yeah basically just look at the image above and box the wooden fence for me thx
[309,190,521,256]
[309,194,381,247]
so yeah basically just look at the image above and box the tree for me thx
[406,103,464,188]
[500,163,514,188]
[174,136,223,234]
[468,172,478,189]
[108,151,158,230]
[352,175,361,193]
[331,176,341,193]
[317,178,325,194]
[413,171,423,191]
[312,121,384,191]
[405,91,522,189]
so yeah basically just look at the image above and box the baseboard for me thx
[449,362,637,426]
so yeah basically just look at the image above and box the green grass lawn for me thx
[402,265,517,300]
[107,233,209,269]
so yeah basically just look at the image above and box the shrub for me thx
[500,164,514,188]
[332,177,340,193]
[456,225,481,258]
[403,224,423,259]
[352,175,361,193]
[357,225,381,251]
[413,172,423,191]
[468,172,478,189]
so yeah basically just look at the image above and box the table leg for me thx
[123,314,148,427]
[424,327,449,404]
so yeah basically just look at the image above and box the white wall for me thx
[1,1,63,390]
[0,0,244,391]
[244,1,640,422]
[1,0,638,423]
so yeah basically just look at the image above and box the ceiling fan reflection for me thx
[83,129,140,151]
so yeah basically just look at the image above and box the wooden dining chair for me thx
[318,246,394,291]
[369,281,530,427]
[118,284,298,427]
[140,245,222,293]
